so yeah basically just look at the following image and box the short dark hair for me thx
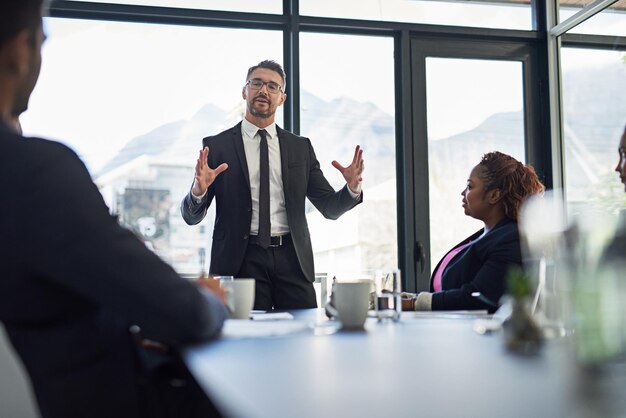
[0,0,44,48]
[477,151,545,221]
[246,60,286,87]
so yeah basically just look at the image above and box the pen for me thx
[471,292,498,308]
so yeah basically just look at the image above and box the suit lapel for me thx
[232,122,250,190]
[277,126,289,195]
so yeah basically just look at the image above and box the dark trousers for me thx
[237,236,317,310]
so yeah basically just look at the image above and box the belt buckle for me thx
[269,235,282,248]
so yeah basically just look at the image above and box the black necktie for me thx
[257,129,271,249]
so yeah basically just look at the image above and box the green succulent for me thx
[506,265,533,299]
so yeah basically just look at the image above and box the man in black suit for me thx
[0,2,228,417]
[181,60,364,310]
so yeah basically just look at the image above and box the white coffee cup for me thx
[220,278,255,319]
[326,280,372,329]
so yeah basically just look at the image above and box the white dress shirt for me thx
[240,118,290,236]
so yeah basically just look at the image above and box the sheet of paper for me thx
[221,319,308,338]
[403,310,490,319]
[251,312,294,321]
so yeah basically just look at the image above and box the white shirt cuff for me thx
[347,184,361,199]
[414,292,433,311]
[191,189,207,203]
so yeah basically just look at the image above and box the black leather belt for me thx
[249,234,291,247]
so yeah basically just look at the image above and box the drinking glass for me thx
[373,269,402,322]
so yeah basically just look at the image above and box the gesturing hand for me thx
[191,146,228,197]
[332,145,364,195]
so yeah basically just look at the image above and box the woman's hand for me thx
[401,297,416,311]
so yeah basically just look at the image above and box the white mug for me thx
[326,280,372,329]
[220,278,255,319]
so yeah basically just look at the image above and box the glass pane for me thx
[300,33,397,277]
[21,18,282,276]
[563,0,626,10]
[562,48,626,217]
[559,1,626,36]
[63,0,281,14]
[426,58,525,268]
[301,0,531,30]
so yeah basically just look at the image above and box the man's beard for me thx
[248,99,274,119]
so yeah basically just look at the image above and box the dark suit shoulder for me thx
[276,127,315,160]
[277,126,309,143]
[473,219,520,257]
[483,219,519,244]
[2,132,73,153]
[1,134,84,174]
[202,122,242,147]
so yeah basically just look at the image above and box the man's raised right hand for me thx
[191,146,228,197]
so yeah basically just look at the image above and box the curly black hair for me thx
[477,151,545,221]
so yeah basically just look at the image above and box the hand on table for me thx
[197,276,228,305]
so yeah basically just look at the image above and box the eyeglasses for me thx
[246,78,283,94]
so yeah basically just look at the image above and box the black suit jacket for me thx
[0,121,227,418]
[430,217,521,312]
[181,122,362,282]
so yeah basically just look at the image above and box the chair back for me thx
[0,325,40,418]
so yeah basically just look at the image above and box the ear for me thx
[1,30,31,76]
[242,85,247,100]
[278,93,287,107]
[487,188,501,205]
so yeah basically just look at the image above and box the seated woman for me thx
[404,151,544,313]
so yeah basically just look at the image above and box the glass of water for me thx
[373,269,402,322]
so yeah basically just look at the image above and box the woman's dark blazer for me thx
[430,217,522,312]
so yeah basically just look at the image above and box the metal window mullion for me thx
[550,0,619,37]
[546,0,565,194]
[283,0,300,134]
[395,30,416,292]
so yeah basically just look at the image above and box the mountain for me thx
[99,103,235,175]
[300,91,396,188]
[98,61,625,201]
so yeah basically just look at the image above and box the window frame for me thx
[47,0,625,291]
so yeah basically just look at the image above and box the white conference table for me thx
[184,309,625,418]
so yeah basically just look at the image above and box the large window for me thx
[407,36,542,291]
[559,2,626,36]
[64,0,282,14]
[22,17,282,276]
[426,58,525,268]
[301,0,532,30]
[299,33,397,277]
[561,48,626,216]
[34,0,558,288]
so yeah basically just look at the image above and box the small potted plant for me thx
[502,266,543,355]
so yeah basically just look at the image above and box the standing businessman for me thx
[181,60,364,310]
[0,2,228,417]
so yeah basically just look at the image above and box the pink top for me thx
[432,241,473,292]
